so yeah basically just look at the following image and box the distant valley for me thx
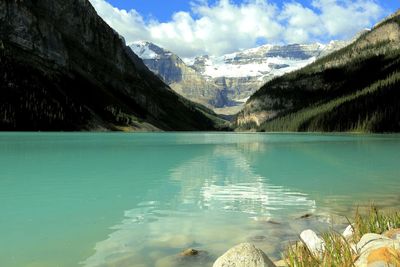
[131,40,348,115]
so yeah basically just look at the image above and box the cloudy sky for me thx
[89,0,398,57]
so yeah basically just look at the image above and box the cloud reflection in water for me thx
[82,142,316,267]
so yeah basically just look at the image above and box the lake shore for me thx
[210,206,400,267]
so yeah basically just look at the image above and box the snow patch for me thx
[130,43,158,59]
[200,56,316,78]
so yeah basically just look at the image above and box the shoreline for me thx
[208,206,400,267]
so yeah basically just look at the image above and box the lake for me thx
[1,132,400,267]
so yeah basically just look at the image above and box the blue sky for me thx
[105,0,397,22]
[105,0,288,22]
[91,0,398,57]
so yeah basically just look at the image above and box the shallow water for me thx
[1,132,399,267]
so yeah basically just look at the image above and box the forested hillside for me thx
[236,10,400,133]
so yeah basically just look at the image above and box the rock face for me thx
[236,10,400,132]
[213,243,276,267]
[130,42,228,109]
[130,41,347,114]
[0,0,220,131]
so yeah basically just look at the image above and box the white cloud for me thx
[280,3,323,43]
[89,0,386,58]
[313,0,383,37]
[89,0,150,41]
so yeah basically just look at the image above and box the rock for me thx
[367,262,397,267]
[299,214,312,219]
[263,220,281,225]
[355,233,400,267]
[351,243,358,253]
[248,235,267,242]
[180,248,199,256]
[213,243,276,267]
[157,250,214,267]
[343,224,354,239]
[383,228,400,241]
[300,229,325,255]
[356,233,394,253]
[274,259,287,266]
[366,247,400,266]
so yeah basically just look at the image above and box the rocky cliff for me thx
[130,42,229,108]
[0,0,222,131]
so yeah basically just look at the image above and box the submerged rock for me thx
[266,220,281,225]
[300,229,325,255]
[157,249,213,267]
[248,235,268,242]
[257,218,281,225]
[213,243,276,267]
[180,248,199,256]
[299,214,312,219]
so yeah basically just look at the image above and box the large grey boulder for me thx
[213,243,276,267]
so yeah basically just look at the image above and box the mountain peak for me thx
[130,41,173,59]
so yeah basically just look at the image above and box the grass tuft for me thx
[353,205,400,241]
[284,205,400,267]
[285,232,356,267]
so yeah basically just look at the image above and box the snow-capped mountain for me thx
[130,41,349,114]
[189,42,348,79]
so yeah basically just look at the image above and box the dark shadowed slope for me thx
[236,10,400,133]
[0,0,225,131]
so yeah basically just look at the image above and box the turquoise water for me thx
[1,133,400,267]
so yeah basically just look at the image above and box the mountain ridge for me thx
[0,0,223,131]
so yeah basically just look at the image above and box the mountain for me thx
[131,41,348,115]
[130,42,229,109]
[0,0,224,131]
[236,10,400,132]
